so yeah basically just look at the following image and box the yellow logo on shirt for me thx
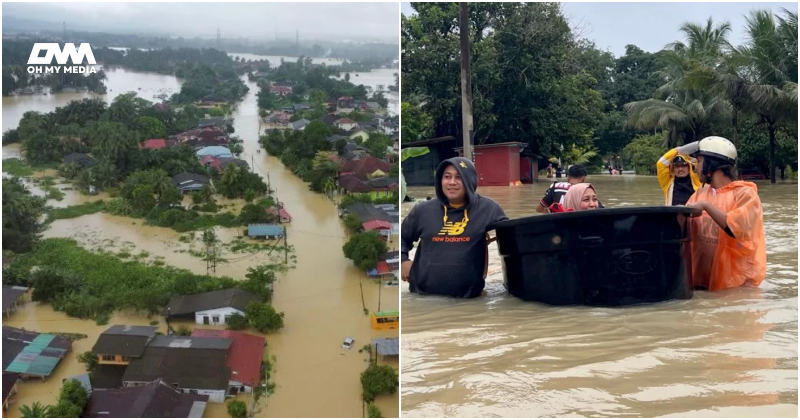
[438,220,468,236]
[459,161,467,168]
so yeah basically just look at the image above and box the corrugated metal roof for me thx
[371,338,399,356]
[195,146,232,158]
[247,224,284,237]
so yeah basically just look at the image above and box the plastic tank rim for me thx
[489,206,702,230]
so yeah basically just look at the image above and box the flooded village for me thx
[1,5,400,418]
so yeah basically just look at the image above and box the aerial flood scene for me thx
[400,2,797,418]
[2,2,399,418]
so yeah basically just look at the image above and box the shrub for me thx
[227,313,248,330]
[227,400,247,418]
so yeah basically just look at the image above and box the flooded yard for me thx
[401,176,797,417]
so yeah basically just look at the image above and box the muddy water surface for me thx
[401,176,797,417]
[3,70,398,417]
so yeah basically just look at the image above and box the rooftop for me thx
[122,341,231,390]
[191,329,265,387]
[91,325,157,358]
[85,380,208,418]
[166,288,261,316]
[2,285,27,312]
[372,337,399,357]
[3,326,72,377]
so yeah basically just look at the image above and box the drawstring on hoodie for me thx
[443,206,469,225]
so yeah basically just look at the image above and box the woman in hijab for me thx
[562,183,599,211]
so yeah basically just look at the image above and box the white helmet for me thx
[697,136,737,166]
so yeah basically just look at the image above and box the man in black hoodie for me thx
[400,157,508,298]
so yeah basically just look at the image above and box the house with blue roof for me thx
[247,224,284,239]
[196,146,233,158]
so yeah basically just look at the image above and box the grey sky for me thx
[4,2,400,42]
[401,2,797,56]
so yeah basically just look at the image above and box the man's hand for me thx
[401,260,413,282]
[687,201,707,214]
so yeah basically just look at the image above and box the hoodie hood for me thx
[435,157,478,207]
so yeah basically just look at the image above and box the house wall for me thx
[471,145,522,186]
[194,307,244,326]
[227,380,253,395]
[97,354,131,365]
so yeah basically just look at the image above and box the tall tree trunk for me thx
[769,123,777,184]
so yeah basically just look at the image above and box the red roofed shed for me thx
[191,329,265,389]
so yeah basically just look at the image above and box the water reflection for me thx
[401,176,797,417]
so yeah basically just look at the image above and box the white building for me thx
[165,288,261,326]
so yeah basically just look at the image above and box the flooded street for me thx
[401,176,798,417]
[3,69,398,417]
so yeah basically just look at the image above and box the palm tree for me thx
[19,402,50,418]
[624,96,729,147]
[627,18,733,148]
[93,159,119,189]
[549,144,599,167]
[734,9,798,183]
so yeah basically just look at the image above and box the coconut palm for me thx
[19,402,51,418]
[732,9,799,183]
[549,144,599,167]
[624,96,729,147]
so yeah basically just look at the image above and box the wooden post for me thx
[459,2,474,162]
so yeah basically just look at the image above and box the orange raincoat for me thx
[686,181,767,291]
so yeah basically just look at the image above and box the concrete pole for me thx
[459,2,474,162]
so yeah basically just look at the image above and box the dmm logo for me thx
[28,43,96,65]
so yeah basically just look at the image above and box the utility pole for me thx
[204,228,217,274]
[458,2,474,162]
[283,226,288,264]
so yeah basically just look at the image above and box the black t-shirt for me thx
[540,182,571,209]
[672,176,694,206]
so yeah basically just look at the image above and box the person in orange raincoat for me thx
[683,136,767,291]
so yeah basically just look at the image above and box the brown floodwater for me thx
[2,70,399,417]
[401,175,798,417]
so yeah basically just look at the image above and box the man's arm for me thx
[400,204,421,282]
[537,184,555,214]
[689,201,734,238]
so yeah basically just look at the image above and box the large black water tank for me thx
[491,206,701,306]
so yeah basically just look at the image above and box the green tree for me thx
[400,102,433,143]
[135,116,167,140]
[622,134,667,175]
[245,301,285,333]
[3,177,47,253]
[227,313,249,330]
[77,351,98,372]
[47,402,82,418]
[343,213,364,235]
[343,231,389,271]
[360,364,398,402]
[59,379,89,409]
[227,400,247,418]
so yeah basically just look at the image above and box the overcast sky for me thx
[401,2,797,56]
[3,2,400,42]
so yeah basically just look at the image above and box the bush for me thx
[343,213,363,235]
[245,301,285,333]
[47,200,107,221]
[227,400,247,418]
[227,313,248,330]
[368,403,383,418]
[360,364,398,402]
[77,351,98,372]
[175,325,193,336]
[59,379,89,409]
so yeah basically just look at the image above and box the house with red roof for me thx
[190,329,265,394]
[140,138,176,150]
[335,118,359,131]
[266,206,292,223]
[270,85,293,96]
